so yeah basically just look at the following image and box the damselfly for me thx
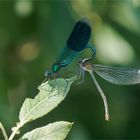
[44,18,96,79]
[78,58,140,121]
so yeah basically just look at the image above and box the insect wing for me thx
[67,18,91,51]
[56,18,92,67]
[93,64,140,85]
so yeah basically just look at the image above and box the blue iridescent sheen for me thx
[45,18,96,77]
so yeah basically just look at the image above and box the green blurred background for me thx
[1,0,140,139]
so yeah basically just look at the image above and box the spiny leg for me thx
[76,57,93,84]
[77,69,85,84]
[76,61,86,84]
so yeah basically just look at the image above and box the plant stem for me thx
[8,123,23,140]
[0,122,8,140]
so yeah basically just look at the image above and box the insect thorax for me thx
[51,63,60,73]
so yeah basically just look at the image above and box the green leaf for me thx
[19,76,77,125]
[19,121,73,140]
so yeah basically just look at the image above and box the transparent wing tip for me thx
[81,17,90,24]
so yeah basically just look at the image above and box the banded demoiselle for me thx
[78,58,140,121]
[45,18,96,79]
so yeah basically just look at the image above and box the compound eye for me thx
[44,70,51,77]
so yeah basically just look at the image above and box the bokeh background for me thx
[1,0,140,139]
